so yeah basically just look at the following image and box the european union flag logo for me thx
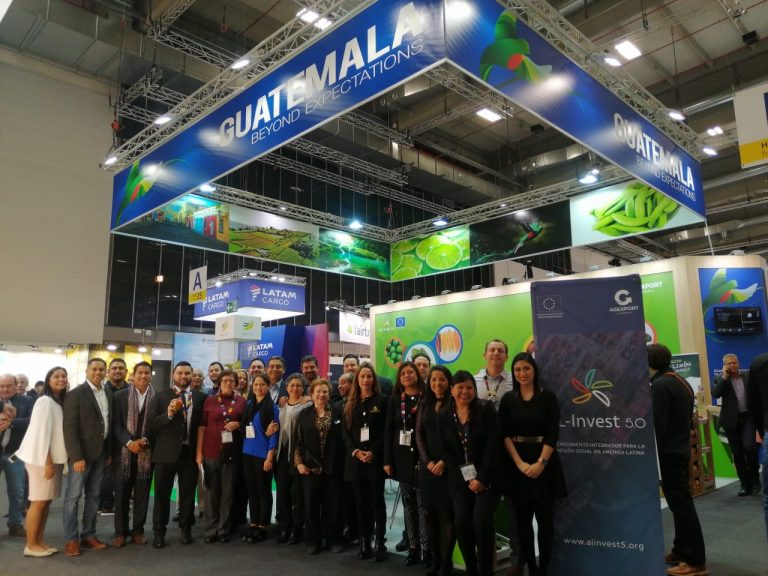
[396,317,406,328]
[536,294,562,314]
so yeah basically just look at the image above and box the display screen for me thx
[713,306,764,335]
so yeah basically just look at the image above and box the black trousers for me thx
[153,446,199,533]
[202,457,238,537]
[353,474,386,540]
[451,487,500,576]
[242,454,273,526]
[424,495,455,574]
[302,471,342,546]
[515,492,554,573]
[724,412,760,489]
[341,480,358,539]
[113,454,152,537]
[276,454,303,534]
[659,454,706,566]
[100,459,115,510]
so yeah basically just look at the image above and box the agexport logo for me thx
[570,369,613,407]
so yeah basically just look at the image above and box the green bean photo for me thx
[590,183,678,236]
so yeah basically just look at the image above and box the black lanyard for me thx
[400,392,421,431]
[452,407,471,463]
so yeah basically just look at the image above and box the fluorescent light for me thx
[138,346,148,353]
[199,183,216,193]
[297,8,319,23]
[315,17,332,30]
[231,58,250,70]
[579,174,598,184]
[349,220,363,230]
[603,56,622,67]
[476,108,502,122]
[703,147,718,156]
[432,218,449,227]
[107,344,117,351]
[104,155,118,166]
[154,114,172,126]
[667,109,686,121]
[707,126,723,136]
[615,40,642,60]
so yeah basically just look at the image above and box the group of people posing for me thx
[8,342,568,576]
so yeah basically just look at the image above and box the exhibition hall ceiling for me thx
[3,0,768,265]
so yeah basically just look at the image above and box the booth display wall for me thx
[0,50,112,345]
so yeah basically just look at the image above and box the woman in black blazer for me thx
[341,362,389,562]
[294,379,345,554]
[383,361,426,566]
[416,365,455,576]
[438,370,501,576]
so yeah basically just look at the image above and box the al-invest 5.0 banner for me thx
[532,275,664,576]
[373,271,680,380]
[112,0,702,234]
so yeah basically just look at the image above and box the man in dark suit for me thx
[62,358,113,556]
[267,356,287,405]
[747,352,768,537]
[713,353,760,496]
[111,361,156,547]
[0,373,35,537]
[149,361,206,548]
[100,358,129,514]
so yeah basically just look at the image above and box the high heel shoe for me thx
[358,537,372,559]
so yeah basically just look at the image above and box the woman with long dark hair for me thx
[416,365,456,576]
[295,379,345,554]
[342,362,389,561]
[15,366,69,557]
[438,370,500,576]
[241,373,280,543]
[384,361,427,566]
[499,353,566,576]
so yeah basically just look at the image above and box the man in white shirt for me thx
[62,358,113,556]
[474,339,514,410]
[267,356,287,405]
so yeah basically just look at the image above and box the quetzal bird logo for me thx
[114,161,161,225]
[479,11,552,84]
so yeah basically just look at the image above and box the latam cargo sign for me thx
[193,279,305,322]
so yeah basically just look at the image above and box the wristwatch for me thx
[538,457,549,466]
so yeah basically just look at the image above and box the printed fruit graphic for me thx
[390,226,470,281]
[590,182,678,236]
[384,338,405,367]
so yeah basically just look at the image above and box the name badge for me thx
[360,426,370,442]
[399,431,412,446]
[245,425,255,439]
[221,430,233,444]
[460,463,477,482]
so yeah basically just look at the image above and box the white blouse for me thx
[15,395,67,465]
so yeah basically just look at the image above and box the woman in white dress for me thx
[15,366,68,557]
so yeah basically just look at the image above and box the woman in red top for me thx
[195,369,246,543]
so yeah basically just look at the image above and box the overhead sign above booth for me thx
[111,0,704,236]
[193,278,305,322]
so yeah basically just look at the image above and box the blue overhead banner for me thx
[193,278,305,319]
[445,2,703,217]
[111,0,446,229]
[531,275,664,576]
[112,0,704,231]
[238,325,306,375]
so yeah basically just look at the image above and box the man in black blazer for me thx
[747,352,768,537]
[712,353,760,496]
[111,361,157,547]
[149,361,207,548]
[62,358,113,556]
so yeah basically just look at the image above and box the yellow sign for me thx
[739,139,768,165]
[734,81,768,169]
[188,266,207,305]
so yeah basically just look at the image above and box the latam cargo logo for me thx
[250,285,261,299]
[570,368,613,407]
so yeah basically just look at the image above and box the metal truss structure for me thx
[106,0,367,171]
[209,268,307,288]
[325,299,370,317]
[505,0,706,159]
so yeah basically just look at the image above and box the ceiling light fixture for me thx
[706,126,724,136]
[138,345,148,353]
[231,58,250,70]
[215,281,222,287]
[155,274,164,283]
[603,55,622,67]
[152,348,162,356]
[614,39,642,60]
[702,147,718,156]
[54,346,63,354]
[349,220,363,230]
[104,155,118,166]
[315,17,332,30]
[432,217,449,227]
[667,109,686,121]
[297,8,319,23]
[476,108,502,122]
[579,173,598,185]
[199,183,216,193]
[154,114,172,126]
[107,343,118,351]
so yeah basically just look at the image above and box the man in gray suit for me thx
[62,357,113,556]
